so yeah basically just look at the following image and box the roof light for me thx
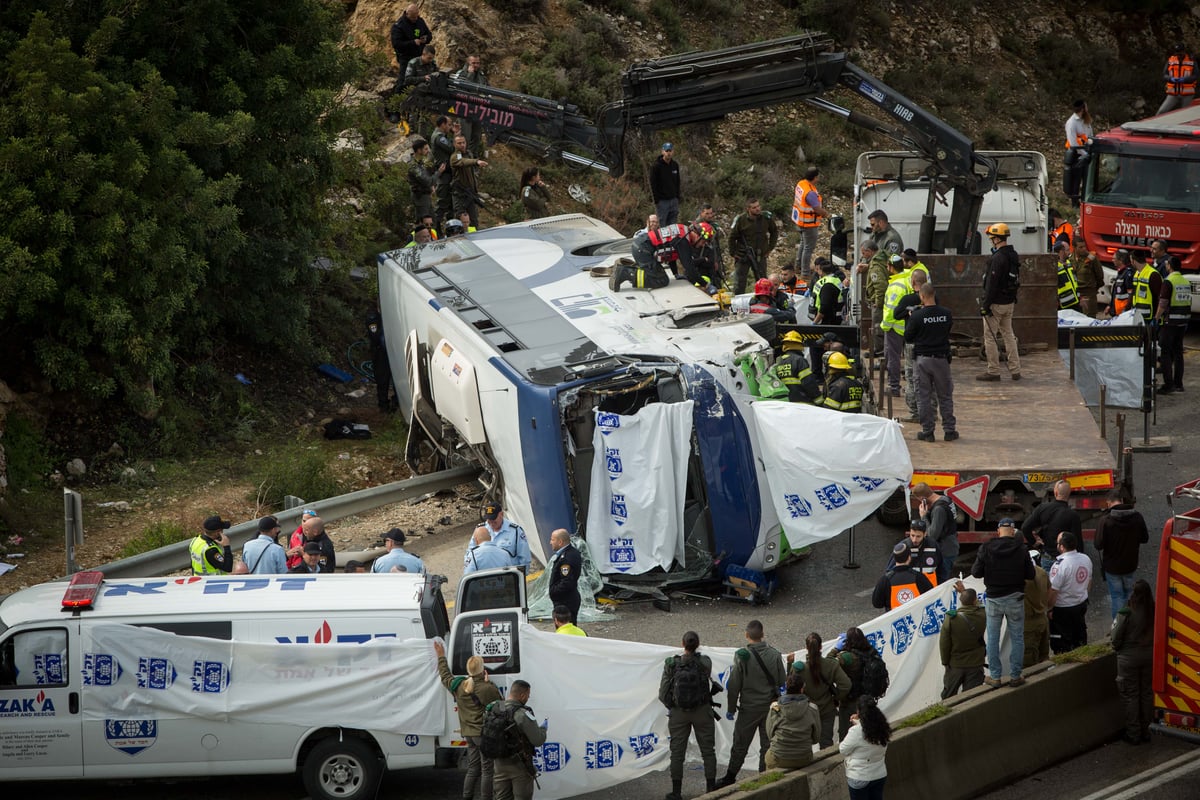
[62,570,105,611]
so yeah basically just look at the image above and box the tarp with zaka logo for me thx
[585,401,694,575]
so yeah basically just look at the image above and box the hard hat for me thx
[827,352,851,370]
[695,221,714,240]
[781,331,804,347]
[444,218,465,232]
[985,222,1010,238]
[754,278,774,295]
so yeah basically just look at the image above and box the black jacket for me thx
[982,244,1020,308]
[1094,504,1149,575]
[649,155,680,203]
[971,534,1034,598]
[548,544,582,600]
[1020,499,1082,553]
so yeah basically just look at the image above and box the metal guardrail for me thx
[91,465,482,579]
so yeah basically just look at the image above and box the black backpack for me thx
[859,649,890,699]
[479,701,522,759]
[671,656,709,710]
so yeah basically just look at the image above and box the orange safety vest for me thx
[1049,221,1074,250]
[890,580,924,609]
[791,179,821,228]
[1166,54,1197,96]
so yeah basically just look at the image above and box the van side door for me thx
[0,624,83,778]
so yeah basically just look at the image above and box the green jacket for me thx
[939,604,986,668]
[659,652,713,709]
[728,641,786,712]
[791,655,850,715]
[766,693,821,763]
[866,253,890,308]
[438,656,503,736]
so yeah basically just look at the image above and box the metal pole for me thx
[1068,327,1076,381]
[1099,383,1107,440]
[843,526,860,569]
[1142,325,1153,445]
[64,489,83,575]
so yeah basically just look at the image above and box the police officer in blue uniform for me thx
[372,528,425,574]
[474,501,531,570]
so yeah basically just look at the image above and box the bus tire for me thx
[875,487,910,527]
[302,736,381,800]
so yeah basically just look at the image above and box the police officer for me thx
[191,515,233,575]
[729,199,780,294]
[872,542,933,611]
[472,501,531,570]
[1157,255,1190,393]
[659,631,718,800]
[775,332,822,404]
[818,352,863,413]
[906,282,957,442]
[811,259,844,325]
[1131,251,1163,322]
[890,519,943,585]
[372,528,424,574]
[546,528,583,624]
[718,620,787,787]
[880,254,909,397]
[463,527,514,574]
[939,586,986,698]
[1054,241,1081,311]
[492,679,547,800]
[290,541,329,573]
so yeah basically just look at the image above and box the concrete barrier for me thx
[703,653,1122,800]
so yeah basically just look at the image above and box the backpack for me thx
[859,649,890,699]
[671,656,709,710]
[479,701,522,759]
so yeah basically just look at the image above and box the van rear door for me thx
[0,624,83,778]
[449,568,527,680]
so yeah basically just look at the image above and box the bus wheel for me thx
[302,737,381,800]
[875,487,910,527]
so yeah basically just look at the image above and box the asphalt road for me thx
[8,330,1198,799]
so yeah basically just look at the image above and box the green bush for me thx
[118,520,190,559]
[1,414,54,491]
[648,0,686,47]
[253,448,345,509]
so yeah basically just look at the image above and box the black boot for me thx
[707,776,720,791]
[715,774,736,788]
[664,778,683,800]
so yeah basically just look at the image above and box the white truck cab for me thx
[0,568,527,799]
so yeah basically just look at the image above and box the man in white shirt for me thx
[1047,530,1092,653]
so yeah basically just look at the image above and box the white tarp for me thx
[81,624,446,734]
[752,402,913,548]
[586,402,694,574]
[1058,309,1144,408]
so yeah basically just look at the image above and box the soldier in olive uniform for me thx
[659,631,718,800]
[939,586,987,698]
[729,199,780,294]
[717,620,787,787]
[492,680,547,800]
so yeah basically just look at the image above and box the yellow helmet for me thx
[985,222,1010,238]
[781,331,804,344]
[827,352,851,370]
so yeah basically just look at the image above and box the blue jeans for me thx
[985,591,1026,680]
[1106,572,1136,620]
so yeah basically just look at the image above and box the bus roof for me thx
[0,574,430,629]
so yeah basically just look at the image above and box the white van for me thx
[0,568,527,799]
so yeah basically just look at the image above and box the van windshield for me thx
[1085,152,1200,212]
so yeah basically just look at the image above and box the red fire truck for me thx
[1078,105,1200,313]
[1153,477,1200,741]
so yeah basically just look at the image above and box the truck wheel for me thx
[875,487,910,527]
[302,737,381,800]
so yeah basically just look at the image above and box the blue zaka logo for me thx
[784,493,812,519]
[32,653,64,685]
[597,412,621,433]
[105,719,157,756]
[890,615,917,655]
[866,630,886,656]
[191,660,231,693]
[404,734,419,747]
[609,538,636,570]
[82,653,122,686]
[605,446,623,480]
[815,483,851,511]
[851,475,886,492]
[610,494,628,526]
[535,742,569,772]
[137,657,177,690]
[920,598,948,637]
[585,739,622,769]
[628,733,658,759]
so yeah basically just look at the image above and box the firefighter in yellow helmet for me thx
[775,331,822,404]
[818,351,863,413]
